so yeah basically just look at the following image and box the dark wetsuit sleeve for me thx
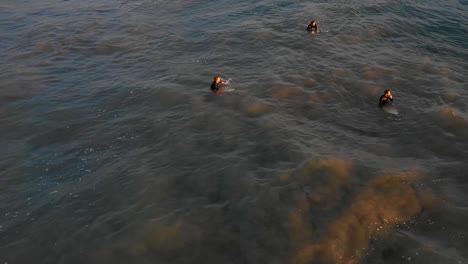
[210,82,218,91]
[379,95,392,107]
[379,95,386,107]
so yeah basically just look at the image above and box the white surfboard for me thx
[382,105,399,115]
[223,88,236,92]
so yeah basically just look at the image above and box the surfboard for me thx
[382,105,398,115]
[221,78,234,92]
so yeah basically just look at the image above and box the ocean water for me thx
[1,0,467,263]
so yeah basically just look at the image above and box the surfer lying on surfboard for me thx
[379,89,393,107]
[210,76,228,96]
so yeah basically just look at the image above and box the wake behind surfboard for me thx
[382,105,399,115]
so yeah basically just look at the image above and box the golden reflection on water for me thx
[290,170,430,264]
[415,64,450,77]
[444,93,460,102]
[308,93,336,103]
[244,101,273,116]
[296,159,352,195]
[439,67,449,77]
[128,221,200,256]
[366,68,394,80]
[95,161,438,264]
[272,86,303,99]
[437,107,468,136]
[288,159,352,250]
[438,107,468,125]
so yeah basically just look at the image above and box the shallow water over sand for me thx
[1,0,467,263]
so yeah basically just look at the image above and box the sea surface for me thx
[1,0,467,263]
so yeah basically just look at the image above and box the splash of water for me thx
[222,78,232,85]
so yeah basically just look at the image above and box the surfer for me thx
[210,76,227,96]
[306,20,319,34]
[379,90,393,107]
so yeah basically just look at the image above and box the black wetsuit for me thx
[306,24,318,32]
[379,95,393,107]
[210,81,222,92]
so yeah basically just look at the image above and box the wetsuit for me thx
[210,81,222,92]
[379,95,393,107]
[306,24,318,32]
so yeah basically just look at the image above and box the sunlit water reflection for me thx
[1,0,467,263]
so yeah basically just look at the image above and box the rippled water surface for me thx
[1,0,467,263]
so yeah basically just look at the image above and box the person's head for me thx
[214,76,221,83]
[384,90,392,97]
[311,21,316,26]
